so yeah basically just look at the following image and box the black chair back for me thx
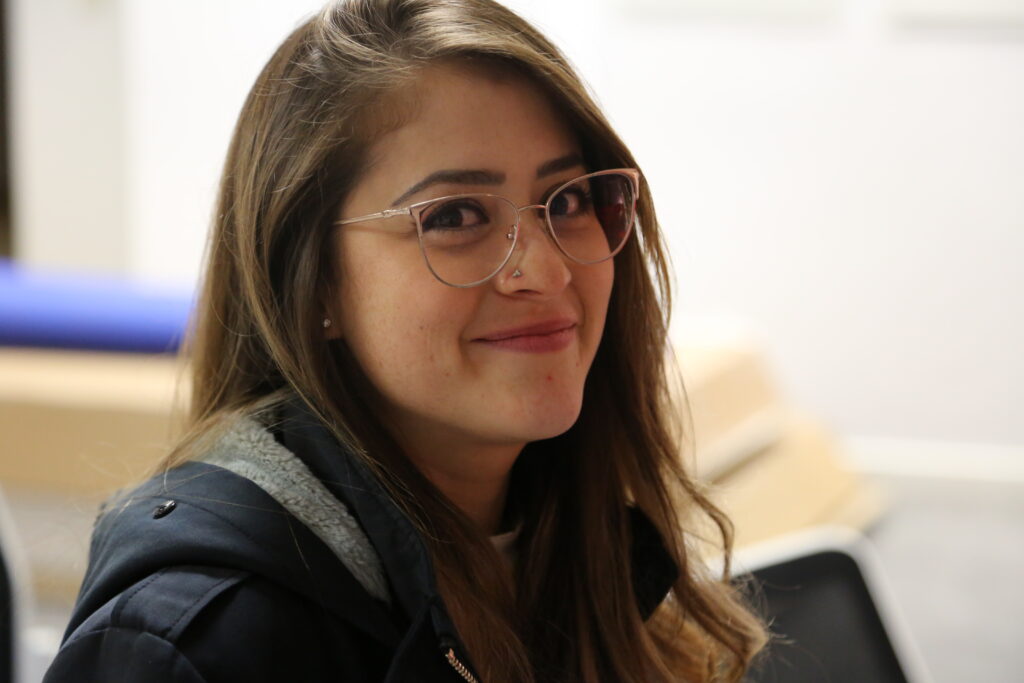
[735,528,931,683]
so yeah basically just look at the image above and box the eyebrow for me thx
[389,152,586,207]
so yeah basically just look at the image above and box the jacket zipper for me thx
[444,647,480,683]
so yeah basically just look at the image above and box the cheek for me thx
[582,261,615,348]
[332,246,473,392]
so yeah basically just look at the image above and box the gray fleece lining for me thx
[199,416,391,604]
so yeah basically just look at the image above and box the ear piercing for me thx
[323,318,332,328]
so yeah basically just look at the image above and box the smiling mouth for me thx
[474,322,577,353]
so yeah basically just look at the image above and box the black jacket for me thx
[44,401,678,682]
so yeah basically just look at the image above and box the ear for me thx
[322,315,342,340]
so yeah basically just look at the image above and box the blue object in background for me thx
[0,259,193,353]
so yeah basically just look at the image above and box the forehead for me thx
[354,63,579,200]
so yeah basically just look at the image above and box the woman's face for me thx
[328,63,614,460]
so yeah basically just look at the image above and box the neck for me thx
[402,440,521,535]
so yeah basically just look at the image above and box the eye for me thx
[420,200,489,231]
[549,186,592,218]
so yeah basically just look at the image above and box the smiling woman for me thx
[44,2,765,682]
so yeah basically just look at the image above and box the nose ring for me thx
[512,268,523,278]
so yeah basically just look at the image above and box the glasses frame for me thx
[335,168,641,288]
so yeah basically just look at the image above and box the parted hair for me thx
[172,0,766,680]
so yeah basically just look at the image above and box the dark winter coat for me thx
[43,399,678,682]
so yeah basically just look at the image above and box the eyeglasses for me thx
[334,168,639,287]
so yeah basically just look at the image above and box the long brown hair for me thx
[173,1,766,680]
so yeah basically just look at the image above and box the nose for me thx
[495,205,571,295]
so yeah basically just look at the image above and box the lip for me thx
[473,318,578,353]
[477,318,577,341]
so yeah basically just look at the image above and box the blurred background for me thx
[0,0,1021,681]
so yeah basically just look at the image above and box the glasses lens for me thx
[547,172,636,264]
[416,195,517,286]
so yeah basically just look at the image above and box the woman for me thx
[46,1,765,681]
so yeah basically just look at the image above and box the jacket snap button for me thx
[152,500,177,519]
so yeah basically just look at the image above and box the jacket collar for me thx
[271,398,465,647]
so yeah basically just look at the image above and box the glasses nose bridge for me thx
[505,201,569,275]
[513,202,549,236]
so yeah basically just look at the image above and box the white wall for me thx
[9,0,127,274]
[9,0,1023,450]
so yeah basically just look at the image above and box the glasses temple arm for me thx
[335,208,411,226]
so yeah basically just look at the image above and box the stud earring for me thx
[322,318,332,329]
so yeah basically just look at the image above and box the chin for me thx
[517,401,584,442]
